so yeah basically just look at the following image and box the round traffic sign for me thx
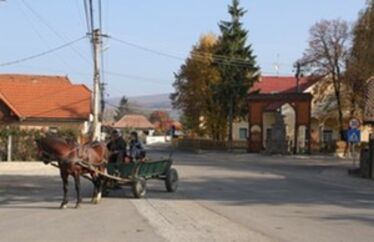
[349,118,361,129]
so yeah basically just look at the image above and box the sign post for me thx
[348,118,361,167]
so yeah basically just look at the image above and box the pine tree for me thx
[215,0,259,142]
[114,96,130,121]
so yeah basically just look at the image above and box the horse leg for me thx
[60,173,69,209]
[74,174,82,208]
[91,176,98,204]
[95,177,103,204]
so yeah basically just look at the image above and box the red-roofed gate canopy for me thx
[247,76,313,154]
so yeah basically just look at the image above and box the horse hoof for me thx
[60,204,67,209]
[75,203,81,209]
[91,198,99,204]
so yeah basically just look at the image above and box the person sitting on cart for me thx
[107,129,127,164]
[125,131,146,163]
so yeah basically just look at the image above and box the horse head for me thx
[35,136,77,164]
[35,137,53,164]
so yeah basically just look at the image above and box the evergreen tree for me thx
[214,0,259,142]
[114,96,130,121]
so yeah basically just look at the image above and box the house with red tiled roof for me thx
[114,114,154,130]
[0,74,91,132]
[113,114,155,139]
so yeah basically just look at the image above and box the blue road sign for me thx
[348,129,361,144]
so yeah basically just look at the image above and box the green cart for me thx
[103,159,179,198]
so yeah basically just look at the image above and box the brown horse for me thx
[35,136,108,208]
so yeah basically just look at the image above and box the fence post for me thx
[7,134,12,162]
[369,137,374,179]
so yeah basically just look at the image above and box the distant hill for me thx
[107,93,172,109]
[105,93,180,120]
[129,94,172,109]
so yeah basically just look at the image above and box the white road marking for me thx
[131,198,275,242]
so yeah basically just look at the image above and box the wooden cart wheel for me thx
[165,168,178,192]
[132,177,147,198]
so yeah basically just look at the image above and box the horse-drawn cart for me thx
[103,159,179,198]
[37,136,179,208]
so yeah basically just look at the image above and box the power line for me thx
[97,0,106,114]
[88,0,95,34]
[110,36,185,61]
[16,0,87,75]
[83,0,92,33]
[109,36,264,68]
[104,70,172,86]
[6,62,173,87]
[98,0,103,31]
[20,0,91,64]
[0,36,86,67]
[72,0,87,34]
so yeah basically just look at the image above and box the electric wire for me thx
[73,0,86,34]
[20,0,91,64]
[15,0,75,72]
[83,0,91,33]
[0,36,87,67]
[110,36,263,68]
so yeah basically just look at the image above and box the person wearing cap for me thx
[107,129,127,164]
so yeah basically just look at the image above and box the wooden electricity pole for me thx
[92,28,102,141]
[87,0,103,141]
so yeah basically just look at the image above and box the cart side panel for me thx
[107,163,136,177]
[138,159,172,178]
[107,163,117,175]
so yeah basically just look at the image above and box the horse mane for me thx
[44,135,77,146]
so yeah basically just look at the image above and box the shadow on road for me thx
[322,214,374,226]
[145,149,374,226]
[0,175,93,209]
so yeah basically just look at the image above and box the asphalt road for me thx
[1,146,374,242]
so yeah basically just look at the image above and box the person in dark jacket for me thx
[107,129,127,164]
[128,131,146,162]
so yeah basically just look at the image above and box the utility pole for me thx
[92,28,102,141]
[86,0,105,141]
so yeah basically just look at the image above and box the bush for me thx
[0,126,79,161]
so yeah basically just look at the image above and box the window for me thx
[323,130,333,143]
[239,128,248,140]
[266,128,272,141]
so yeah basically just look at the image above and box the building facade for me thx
[0,74,91,132]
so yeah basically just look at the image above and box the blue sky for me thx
[0,0,367,97]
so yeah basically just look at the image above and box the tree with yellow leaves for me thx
[171,34,227,140]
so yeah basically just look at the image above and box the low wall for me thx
[146,136,170,144]
[175,138,247,152]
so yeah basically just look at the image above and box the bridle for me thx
[36,140,80,164]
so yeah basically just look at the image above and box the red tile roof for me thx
[0,74,71,86]
[114,115,154,129]
[0,74,91,120]
[250,76,316,94]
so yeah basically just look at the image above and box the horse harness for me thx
[37,138,107,171]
